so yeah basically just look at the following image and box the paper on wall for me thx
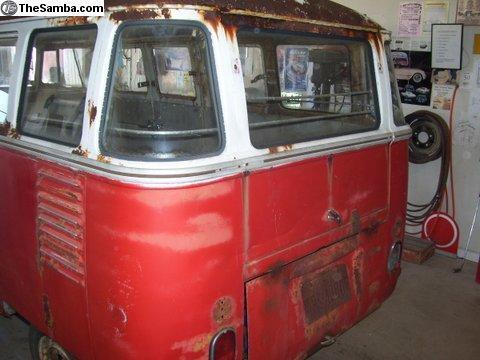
[431,83,456,110]
[392,36,431,52]
[454,120,479,148]
[457,0,480,25]
[422,0,449,33]
[398,2,423,37]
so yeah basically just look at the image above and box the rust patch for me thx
[305,306,340,341]
[72,146,89,157]
[392,218,404,240]
[224,24,238,41]
[264,297,279,313]
[42,295,54,330]
[0,121,11,136]
[367,32,384,67]
[363,221,380,236]
[269,144,293,154]
[351,210,360,235]
[110,8,159,22]
[161,8,171,19]
[0,122,21,139]
[213,297,234,324]
[97,154,112,164]
[353,252,364,296]
[8,128,20,140]
[88,100,97,127]
[301,265,351,325]
[171,332,213,354]
[269,261,285,278]
[104,1,382,31]
[62,16,90,26]
[201,10,222,33]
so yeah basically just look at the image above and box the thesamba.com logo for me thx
[0,0,18,16]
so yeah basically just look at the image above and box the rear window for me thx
[238,30,379,149]
[19,27,97,146]
[101,23,221,161]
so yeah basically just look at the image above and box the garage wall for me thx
[335,0,480,262]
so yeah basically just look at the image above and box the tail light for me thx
[210,328,236,360]
[388,242,402,272]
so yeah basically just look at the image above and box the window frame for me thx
[237,28,382,150]
[239,43,268,102]
[0,34,18,124]
[17,24,98,147]
[99,20,225,162]
[152,45,197,100]
[385,42,406,127]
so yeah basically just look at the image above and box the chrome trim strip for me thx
[0,132,398,187]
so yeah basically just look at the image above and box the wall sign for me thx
[457,0,480,25]
[431,24,464,69]
[398,2,423,37]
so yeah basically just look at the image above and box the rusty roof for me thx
[105,0,382,31]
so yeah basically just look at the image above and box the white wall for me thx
[335,0,480,262]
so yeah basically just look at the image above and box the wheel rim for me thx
[38,336,70,360]
[412,73,422,83]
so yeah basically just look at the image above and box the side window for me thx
[385,44,406,126]
[153,46,195,97]
[238,30,379,149]
[239,46,267,101]
[115,48,147,92]
[102,24,221,161]
[0,37,17,123]
[19,27,97,146]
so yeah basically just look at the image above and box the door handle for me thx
[327,209,342,224]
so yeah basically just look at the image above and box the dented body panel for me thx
[0,2,410,359]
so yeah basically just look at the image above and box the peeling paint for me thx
[161,7,171,19]
[0,121,20,139]
[0,121,11,136]
[212,296,234,324]
[104,1,382,32]
[88,100,98,127]
[42,295,54,330]
[110,8,159,22]
[171,332,212,354]
[97,154,112,164]
[72,146,89,157]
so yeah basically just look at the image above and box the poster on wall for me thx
[393,51,432,106]
[456,0,480,25]
[398,2,423,37]
[284,48,309,92]
[422,0,449,33]
[431,24,463,69]
[392,36,431,52]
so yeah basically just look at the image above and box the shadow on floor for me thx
[0,255,479,359]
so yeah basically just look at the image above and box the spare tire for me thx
[405,111,449,164]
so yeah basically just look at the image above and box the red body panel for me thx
[0,140,409,359]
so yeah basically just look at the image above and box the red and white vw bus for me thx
[0,1,410,359]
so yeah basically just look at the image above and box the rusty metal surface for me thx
[37,166,86,286]
[301,265,351,325]
[105,0,381,31]
[0,139,409,359]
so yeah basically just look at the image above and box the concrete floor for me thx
[0,255,479,360]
